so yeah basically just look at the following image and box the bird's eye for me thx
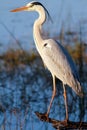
[29,4,34,8]
[44,43,48,47]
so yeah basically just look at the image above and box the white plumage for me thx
[11,1,83,121]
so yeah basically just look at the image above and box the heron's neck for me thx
[33,7,46,52]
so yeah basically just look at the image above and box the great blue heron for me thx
[11,1,83,121]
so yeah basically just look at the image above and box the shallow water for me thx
[0,65,87,130]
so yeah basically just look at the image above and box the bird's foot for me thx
[63,118,69,125]
[42,113,49,121]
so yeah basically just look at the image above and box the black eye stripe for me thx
[32,2,43,6]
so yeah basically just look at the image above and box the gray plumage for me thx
[42,39,83,97]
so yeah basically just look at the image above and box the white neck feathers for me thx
[33,6,46,53]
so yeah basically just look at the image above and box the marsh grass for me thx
[0,49,39,70]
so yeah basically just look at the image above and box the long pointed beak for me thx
[11,6,29,12]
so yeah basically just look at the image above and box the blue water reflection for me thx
[0,65,86,129]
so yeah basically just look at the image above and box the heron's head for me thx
[11,1,41,12]
[11,1,52,22]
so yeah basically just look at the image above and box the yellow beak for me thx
[11,6,29,12]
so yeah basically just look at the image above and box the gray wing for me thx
[55,40,80,80]
[41,39,80,85]
[41,39,83,97]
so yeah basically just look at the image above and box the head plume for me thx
[29,1,53,23]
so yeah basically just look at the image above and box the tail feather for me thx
[73,80,83,97]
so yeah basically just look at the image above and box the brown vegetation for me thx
[0,49,38,69]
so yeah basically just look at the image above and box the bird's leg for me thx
[46,75,56,116]
[63,84,69,122]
